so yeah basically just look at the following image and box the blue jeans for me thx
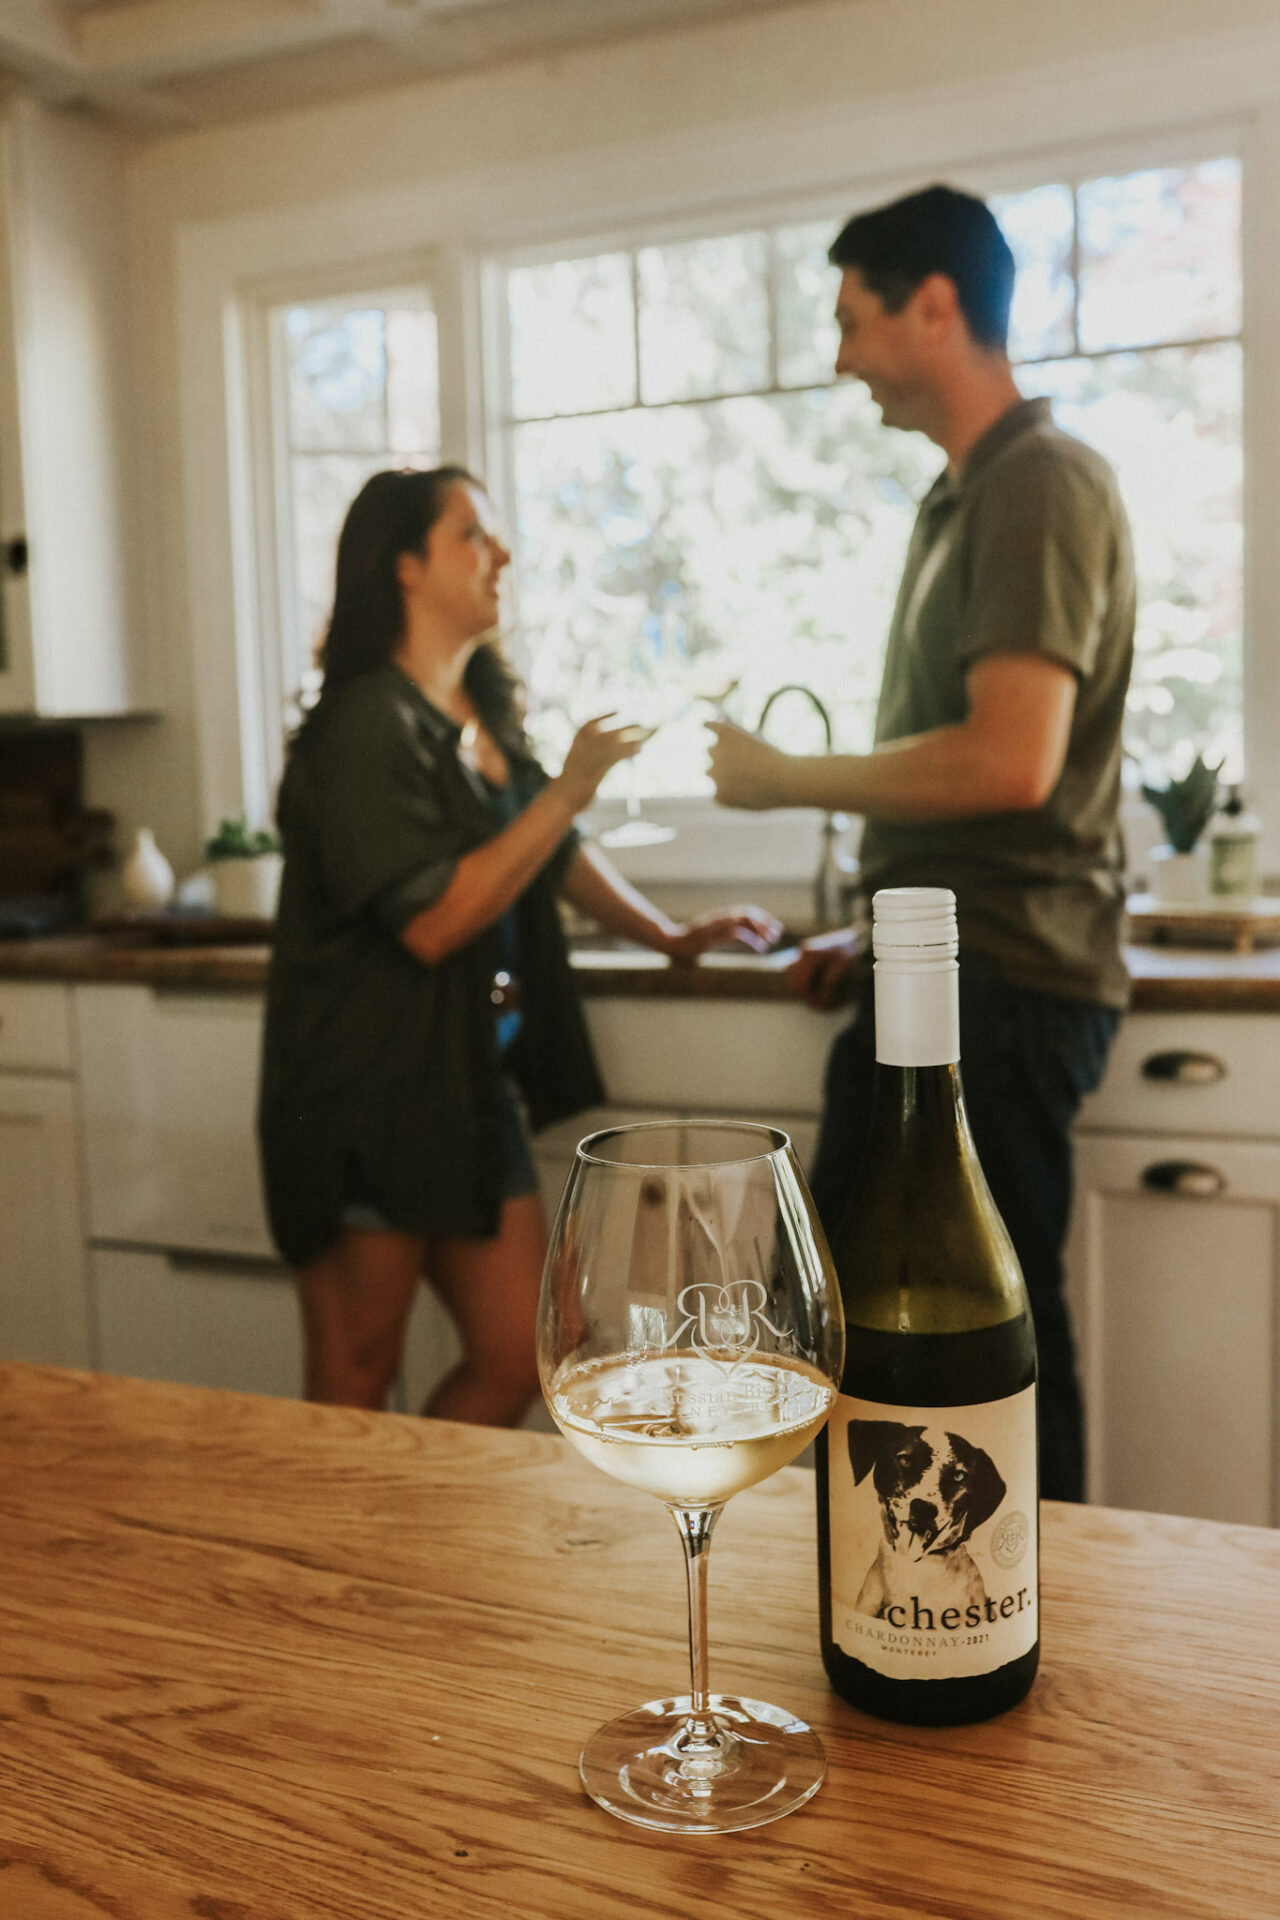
[808,967,1120,1503]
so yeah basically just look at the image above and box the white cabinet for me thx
[0,983,92,1370]
[91,1245,302,1399]
[73,983,505,1413]
[584,995,841,1119]
[1067,1011,1280,1525]
[0,100,144,715]
[76,984,274,1258]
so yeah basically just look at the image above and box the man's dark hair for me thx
[828,184,1016,349]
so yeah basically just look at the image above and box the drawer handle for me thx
[1140,1050,1227,1086]
[1141,1160,1227,1198]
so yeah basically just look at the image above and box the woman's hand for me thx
[663,905,784,963]
[787,926,864,1009]
[551,715,652,814]
[707,720,793,811]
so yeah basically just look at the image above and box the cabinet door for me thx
[0,1071,91,1368]
[75,985,274,1259]
[1074,1011,1280,1141]
[1067,1132,1280,1525]
[0,100,141,716]
[91,1246,302,1398]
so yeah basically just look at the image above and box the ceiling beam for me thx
[0,1,194,123]
[71,0,501,79]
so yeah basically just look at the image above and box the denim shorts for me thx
[340,1074,538,1233]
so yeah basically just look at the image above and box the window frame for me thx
[240,251,445,810]
[185,48,1280,880]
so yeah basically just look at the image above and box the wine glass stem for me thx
[670,1504,723,1746]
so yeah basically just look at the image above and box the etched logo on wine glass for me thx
[668,1280,802,1361]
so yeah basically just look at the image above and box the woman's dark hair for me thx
[828,184,1016,350]
[301,464,525,750]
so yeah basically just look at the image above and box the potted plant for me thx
[1141,755,1220,906]
[204,817,284,919]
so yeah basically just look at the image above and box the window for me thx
[502,230,937,796]
[996,161,1242,780]
[264,285,440,736]
[495,157,1242,798]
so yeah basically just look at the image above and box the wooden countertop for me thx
[0,930,1277,1010]
[2,1363,1276,1920]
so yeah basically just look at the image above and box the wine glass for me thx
[599,683,676,850]
[598,756,677,848]
[537,1119,845,1834]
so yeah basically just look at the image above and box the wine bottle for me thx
[815,886,1039,1725]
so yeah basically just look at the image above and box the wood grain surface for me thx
[1,1364,1276,1920]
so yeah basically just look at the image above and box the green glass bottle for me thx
[816,887,1039,1725]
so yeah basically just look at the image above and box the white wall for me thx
[83,0,1280,885]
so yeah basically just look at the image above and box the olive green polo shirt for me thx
[858,397,1135,1007]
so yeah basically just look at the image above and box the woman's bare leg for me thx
[421,1193,546,1426]
[296,1227,427,1408]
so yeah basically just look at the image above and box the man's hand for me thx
[706,721,794,811]
[788,925,863,1010]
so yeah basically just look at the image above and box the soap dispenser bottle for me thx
[1208,786,1261,902]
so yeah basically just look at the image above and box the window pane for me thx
[284,307,388,452]
[776,219,840,388]
[512,386,938,795]
[508,253,635,419]
[1077,160,1241,352]
[386,308,441,457]
[991,182,1076,362]
[638,233,770,404]
[1020,343,1242,774]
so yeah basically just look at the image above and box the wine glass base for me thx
[598,820,678,849]
[579,1693,825,1834]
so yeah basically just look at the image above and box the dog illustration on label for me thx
[850,1420,1007,1620]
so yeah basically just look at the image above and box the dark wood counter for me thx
[0,932,1277,1009]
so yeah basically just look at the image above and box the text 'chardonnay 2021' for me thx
[816,887,1040,1726]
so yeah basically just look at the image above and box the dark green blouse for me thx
[257,664,603,1267]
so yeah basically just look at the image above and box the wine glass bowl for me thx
[537,1119,844,1833]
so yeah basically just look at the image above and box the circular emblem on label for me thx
[991,1510,1030,1569]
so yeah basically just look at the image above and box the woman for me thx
[259,466,778,1424]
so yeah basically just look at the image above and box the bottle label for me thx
[1210,835,1258,899]
[826,1386,1038,1680]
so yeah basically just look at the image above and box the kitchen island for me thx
[1,1362,1276,1920]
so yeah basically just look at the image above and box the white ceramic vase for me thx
[121,828,175,909]
[1148,844,1209,907]
[210,854,283,919]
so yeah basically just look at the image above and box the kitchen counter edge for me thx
[0,934,1277,1011]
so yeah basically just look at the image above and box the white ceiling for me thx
[0,0,814,131]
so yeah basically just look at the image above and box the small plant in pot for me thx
[1141,755,1220,905]
[204,817,284,919]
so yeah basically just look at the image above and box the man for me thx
[708,184,1135,1503]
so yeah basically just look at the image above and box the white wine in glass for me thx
[537,1119,845,1834]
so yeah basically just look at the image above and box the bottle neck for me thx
[874,957,960,1067]
[870,957,975,1165]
